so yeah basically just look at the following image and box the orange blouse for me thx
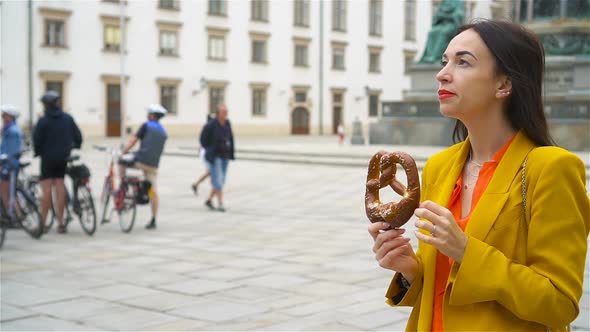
[431,135,516,332]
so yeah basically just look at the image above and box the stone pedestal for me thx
[350,119,365,145]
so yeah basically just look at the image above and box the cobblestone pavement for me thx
[1,137,589,331]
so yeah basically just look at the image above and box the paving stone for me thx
[142,318,209,331]
[1,282,80,307]
[240,273,312,289]
[169,300,270,322]
[30,297,129,320]
[82,283,161,301]
[156,278,236,296]
[82,307,179,330]
[0,315,98,331]
[0,305,38,322]
[117,291,205,311]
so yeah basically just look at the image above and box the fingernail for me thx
[398,228,406,233]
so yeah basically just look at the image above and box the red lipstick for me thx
[438,89,456,100]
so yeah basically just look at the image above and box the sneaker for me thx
[205,200,215,210]
[57,224,67,234]
[145,218,156,229]
[191,184,198,195]
[217,205,226,212]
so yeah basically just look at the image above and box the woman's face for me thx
[436,29,504,121]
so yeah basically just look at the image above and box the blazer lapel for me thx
[465,131,536,240]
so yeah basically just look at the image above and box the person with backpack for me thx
[0,104,24,220]
[120,104,168,229]
[33,91,82,234]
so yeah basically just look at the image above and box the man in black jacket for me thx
[33,91,82,233]
[199,104,234,212]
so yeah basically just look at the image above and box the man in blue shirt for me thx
[0,104,23,217]
[121,104,168,229]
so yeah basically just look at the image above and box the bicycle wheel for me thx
[15,187,43,239]
[117,180,136,233]
[75,185,97,235]
[54,188,74,228]
[27,179,54,231]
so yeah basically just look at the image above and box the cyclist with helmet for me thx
[0,104,24,218]
[121,104,168,229]
[33,91,83,234]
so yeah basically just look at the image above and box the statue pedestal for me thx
[350,119,365,145]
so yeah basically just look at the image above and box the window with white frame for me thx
[369,0,382,36]
[251,0,268,22]
[332,0,347,32]
[39,70,71,110]
[369,46,382,73]
[45,20,65,47]
[332,43,346,70]
[104,24,121,51]
[209,0,226,16]
[294,38,310,67]
[404,0,416,41]
[40,8,71,48]
[160,84,178,114]
[159,30,178,56]
[207,28,228,61]
[159,0,179,10]
[251,32,269,63]
[209,86,226,115]
[404,50,416,73]
[251,84,268,116]
[369,92,380,117]
[294,0,310,27]
[101,15,127,53]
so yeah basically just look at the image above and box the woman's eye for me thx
[458,59,470,66]
[441,60,448,67]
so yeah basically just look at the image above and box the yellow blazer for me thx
[385,131,590,331]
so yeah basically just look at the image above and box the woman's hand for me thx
[368,222,419,282]
[414,200,468,263]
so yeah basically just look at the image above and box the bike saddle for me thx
[66,155,80,162]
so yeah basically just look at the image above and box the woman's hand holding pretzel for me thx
[414,200,468,263]
[368,222,419,283]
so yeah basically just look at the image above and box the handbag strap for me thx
[521,156,528,221]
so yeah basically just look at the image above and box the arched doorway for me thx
[291,107,310,135]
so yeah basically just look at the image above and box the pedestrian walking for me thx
[33,91,83,234]
[337,122,345,145]
[0,104,23,216]
[191,110,215,195]
[199,104,234,212]
[368,19,589,331]
[121,104,168,229]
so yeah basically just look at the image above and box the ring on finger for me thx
[431,224,436,237]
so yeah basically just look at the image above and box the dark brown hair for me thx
[451,19,554,146]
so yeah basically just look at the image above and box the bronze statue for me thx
[418,0,465,64]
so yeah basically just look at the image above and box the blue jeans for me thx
[207,157,229,191]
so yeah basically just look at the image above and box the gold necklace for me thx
[464,152,482,190]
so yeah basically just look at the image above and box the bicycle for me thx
[94,145,149,233]
[0,154,43,248]
[29,155,97,235]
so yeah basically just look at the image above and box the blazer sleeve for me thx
[385,159,431,307]
[449,151,589,328]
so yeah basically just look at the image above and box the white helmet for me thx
[146,104,167,116]
[0,104,20,118]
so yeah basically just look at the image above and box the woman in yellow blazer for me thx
[368,20,589,331]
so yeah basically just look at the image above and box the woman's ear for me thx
[496,76,512,99]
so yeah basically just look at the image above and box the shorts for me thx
[40,159,67,180]
[207,157,229,191]
[134,162,158,190]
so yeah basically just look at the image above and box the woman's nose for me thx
[436,66,451,83]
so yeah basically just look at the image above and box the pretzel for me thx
[365,151,420,228]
